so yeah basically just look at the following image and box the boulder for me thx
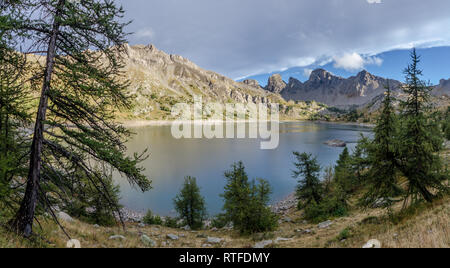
[275,237,292,243]
[57,212,74,222]
[362,239,382,248]
[166,234,179,240]
[318,220,333,229]
[324,139,347,147]
[206,237,223,244]
[253,240,273,249]
[66,239,81,248]
[141,235,156,247]
[181,225,191,231]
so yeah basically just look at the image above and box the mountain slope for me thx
[117,44,326,120]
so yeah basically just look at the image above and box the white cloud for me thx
[135,28,155,39]
[367,0,382,4]
[120,0,450,78]
[333,53,383,71]
[303,68,313,77]
[333,53,365,71]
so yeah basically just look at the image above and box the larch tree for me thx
[292,152,323,207]
[0,4,32,218]
[7,0,151,236]
[173,176,207,230]
[361,83,403,208]
[397,49,447,204]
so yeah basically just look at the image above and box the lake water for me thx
[114,121,372,216]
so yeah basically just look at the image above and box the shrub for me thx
[304,195,348,223]
[163,216,179,228]
[211,214,229,229]
[143,210,163,225]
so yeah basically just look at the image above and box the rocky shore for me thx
[120,193,298,223]
[270,193,298,215]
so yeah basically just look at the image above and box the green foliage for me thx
[64,169,121,226]
[292,152,323,207]
[211,213,229,229]
[396,49,448,203]
[221,161,278,235]
[0,23,31,219]
[334,147,357,195]
[143,210,163,226]
[173,176,207,230]
[336,227,352,241]
[303,194,348,223]
[361,85,404,208]
[6,0,151,234]
[163,216,179,228]
[443,107,450,140]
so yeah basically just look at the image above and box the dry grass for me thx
[1,195,447,248]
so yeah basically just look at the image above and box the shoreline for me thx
[119,119,375,128]
[120,193,298,223]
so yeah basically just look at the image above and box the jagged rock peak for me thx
[266,74,287,94]
[439,78,450,87]
[242,79,260,88]
[356,69,375,81]
[288,77,303,87]
[309,69,336,81]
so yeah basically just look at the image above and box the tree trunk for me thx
[11,0,65,237]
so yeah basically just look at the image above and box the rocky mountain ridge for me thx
[265,69,449,108]
[115,44,326,120]
[267,69,402,107]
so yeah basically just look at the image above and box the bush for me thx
[163,216,179,228]
[211,213,229,229]
[304,196,348,223]
[143,210,163,225]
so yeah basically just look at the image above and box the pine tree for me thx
[361,84,403,208]
[221,161,277,234]
[292,152,322,208]
[397,49,447,203]
[174,176,207,230]
[7,0,151,236]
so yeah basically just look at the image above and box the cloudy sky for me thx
[118,0,450,84]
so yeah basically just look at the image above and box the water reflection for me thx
[114,121,372,216]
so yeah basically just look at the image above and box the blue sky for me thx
[244,46,450,86]
[118,0,450,85]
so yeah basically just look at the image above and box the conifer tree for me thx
[221,161,277,234]
[361,84,403,208]
[174,176,207,230]
[0,4,31,218]
[351,135,370,184]
[397,49,447,203]
[292,152,322,207]
[7,0,151,236]
[334,147,355,194]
